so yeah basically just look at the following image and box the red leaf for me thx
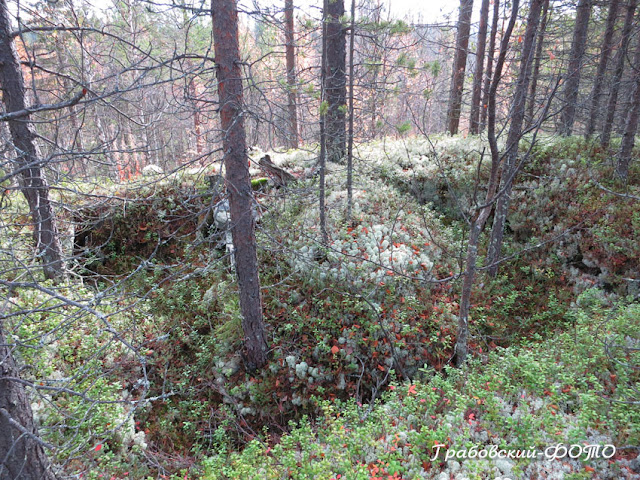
[94,444,102,452]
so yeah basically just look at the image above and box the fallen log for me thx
[258,155,297,187]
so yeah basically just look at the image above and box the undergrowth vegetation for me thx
[203,295,640,479]
[2,135,639,478]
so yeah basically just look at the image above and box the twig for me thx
[0,407,55,450]
[0,88,86,122]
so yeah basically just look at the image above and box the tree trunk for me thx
[469,0,489,134]
[454,0,520,367]
[446,0,474,135]
[617,25,640,179]
[0,323,57,480]
[125,129,140,177]
[0,0,64,281]
[94,109,115,175]
[369,59,379,139]
[284,0,299,149]
[526,0,550,129]
[559,0,592,136]
[324,0,346,163]
[115,121,128,181]
[586,0,620,138]
[319,0,329,246]
[190,79,204,156]
[212,0,268,370]
[486,0,545,277]
[602,0,637,149]
[54,41,86,177]
[480,0,499,133]
[346,0,356,222]
[319,113,329,246]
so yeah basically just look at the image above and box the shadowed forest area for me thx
[1,0,639,478]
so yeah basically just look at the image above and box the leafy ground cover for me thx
[203,293,640,479]
[2,134,639,478]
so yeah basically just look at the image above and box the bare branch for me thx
[0,408,55,450]
[0,88,87,122]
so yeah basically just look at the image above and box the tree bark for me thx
[454,214,484,367]
[190,79,204,156]
[586,0,620,138]
[446,0,474,135]
[324,0,346,163]
[319,113,329,246]
[212,0,268,370]
[346,0,355,222]
[469,0,489,134]
[319,0,329,246]
[526,0,550,129]
[125,129,140,177]
[602,0,637,149]
[0,323,57,480]
[284,0,299,149]
[617,24,640,179]
[559,0,592,136]
[54,40,86,177]
[0,0,65,281]
[480,0,499,133]
[486,0,545,277]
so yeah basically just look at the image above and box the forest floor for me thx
[3,134,640,479]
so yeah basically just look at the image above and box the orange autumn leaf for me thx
[331,345,340,355]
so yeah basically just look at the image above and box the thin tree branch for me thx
[0,408,55,450]
[0,88,86,122]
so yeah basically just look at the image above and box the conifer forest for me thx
[1,0,640,478]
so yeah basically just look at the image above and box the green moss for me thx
[251,177,269,190]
